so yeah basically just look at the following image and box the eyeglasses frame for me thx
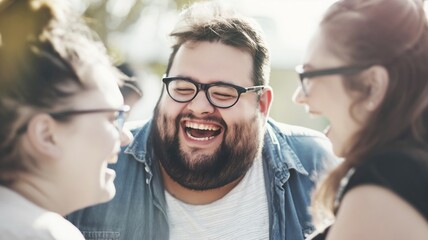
[162,76,265,109]
[17,105,131,134]
[295,64,372,95]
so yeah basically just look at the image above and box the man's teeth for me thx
[185,122,220,131]
[186,131,215,141]
[184,122,221,141]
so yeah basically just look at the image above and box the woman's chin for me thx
[100,169,117,202]
[332,145,345,158]
[87,169,117,205]
[101,186,116,203]
[325,126,345,158]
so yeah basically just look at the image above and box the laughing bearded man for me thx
[66,2,337,240]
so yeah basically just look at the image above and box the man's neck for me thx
[160,166,242,205]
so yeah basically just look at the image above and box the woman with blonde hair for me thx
[0,0,132,238]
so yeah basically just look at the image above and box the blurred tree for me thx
[81,0,199,45]
[78,0,200,64]
[83,0,149,44]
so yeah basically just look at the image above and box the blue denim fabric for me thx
[66,118,336,240]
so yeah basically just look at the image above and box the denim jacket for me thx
[67,118,336,240]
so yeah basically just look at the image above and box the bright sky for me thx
[107,0,338,69]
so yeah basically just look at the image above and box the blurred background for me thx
[72,0,339,132]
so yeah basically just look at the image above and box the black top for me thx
[306,151,428,240]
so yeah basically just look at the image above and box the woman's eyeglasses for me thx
[295,64,371,95]
[17,105,130,134]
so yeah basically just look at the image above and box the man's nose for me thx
[186,90,215,115]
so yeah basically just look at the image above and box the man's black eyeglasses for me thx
[162,76,265,109]
[295,64,371,95]
[17,105,130,134]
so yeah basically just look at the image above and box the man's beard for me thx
[150,105,264,191]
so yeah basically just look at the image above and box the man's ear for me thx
[364,65,389,111]
[259,86,273,118]
[25,114,61,158]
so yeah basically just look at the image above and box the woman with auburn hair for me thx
[0,0,132,238]
[293,0,428,239]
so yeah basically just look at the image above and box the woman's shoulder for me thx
[344,150,428,219]
[329,184,428,240]
[35,212,86,239]
[0,210,85,239]
[0,186,85,239]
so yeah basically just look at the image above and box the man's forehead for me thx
[171,41,254,85]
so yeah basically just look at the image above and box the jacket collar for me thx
[264,119,309,176]
[124,119,153,165]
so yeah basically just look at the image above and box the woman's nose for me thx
[120,127,133,146]
[292,86,306,104]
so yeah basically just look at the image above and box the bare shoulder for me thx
[327,185,428,240]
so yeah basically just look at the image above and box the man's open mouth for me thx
[183,121,223,141]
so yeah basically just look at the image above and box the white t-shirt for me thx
[0,186,85,240]
[166,157,269,240]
